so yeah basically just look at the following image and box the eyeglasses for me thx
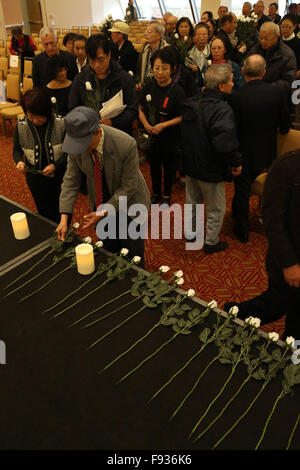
[89,56,108,64]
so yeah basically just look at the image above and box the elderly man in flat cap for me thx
[56,106,150,266]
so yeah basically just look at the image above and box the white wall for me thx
[44,0,93,28]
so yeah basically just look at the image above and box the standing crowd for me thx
[11,1,300,337]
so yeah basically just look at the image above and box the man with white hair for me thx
[248,21,297,90]
[230,54,290,242]
[182,64,242,254]
[32,27,77,87]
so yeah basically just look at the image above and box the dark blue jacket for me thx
[68,60,138,135]
[181,89,242,182]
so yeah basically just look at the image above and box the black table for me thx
[0,197,299,452]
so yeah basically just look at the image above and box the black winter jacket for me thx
[181,89,242,182]
[247,39,297,89]
[262,149,300,270]
[68,60,138,135]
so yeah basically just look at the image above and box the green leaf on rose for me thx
[199,327,211,343]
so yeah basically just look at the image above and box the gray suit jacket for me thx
[59,125,150,215]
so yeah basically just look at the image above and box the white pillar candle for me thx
[75,243,95,275]
[10,212,30,240]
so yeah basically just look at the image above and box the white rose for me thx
[207,59,212,66]
[72,222,80,230]
[245,17,251,22]
[268,332,279,342]
[159,265,170,273]
[174,33,179,39]
[174,270,184,278]
[286,336,295,347]
[85,81,92,91]
[120,248,129,256]
[208,300,217,309]
[51,97,56,104]
[132,256,141,264]
[95,241,103,248]
[83,236,92,244]
[245,316,260,328]
[175,278,184,286]
[128,70,134,76]
[142,133,149,139]
[107,14,113,19]
[127,11,131,16]
[184,36,188,41]
[229,305,239,317]
[187,289,195,298]
[146,94,152,102]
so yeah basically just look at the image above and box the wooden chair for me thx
[80,27,89,37]
[23,59,32,76]
[0,57,8,79]
[21,76,33,94]
[0,72,23,135]
[0,47,7,56]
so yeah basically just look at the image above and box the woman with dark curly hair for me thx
[13,88,67,222]
[45,54,72,116]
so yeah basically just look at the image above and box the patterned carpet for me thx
[0,122,285,336]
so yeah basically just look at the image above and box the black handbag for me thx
[136,128,156,152]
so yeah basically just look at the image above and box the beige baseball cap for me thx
[108,21,130,35]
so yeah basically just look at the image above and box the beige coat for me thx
[59,125,150,215]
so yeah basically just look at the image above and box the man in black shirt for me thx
[230,54,290,242]
[32,27,77,87]
[254,0,271,31]
[218,13,247,64]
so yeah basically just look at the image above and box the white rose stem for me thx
[189,326,257,439]
[97,281,183,373]
[49,260,134,320]
[3,247,55,290]
[212,347,290,450]
[42,255,120,314]
[117,303,212,385]
[4,224,77,291]
[87,275,177,350]
[18,263,72,302]
[4,258,60,298]
[193,342,272,441]
[71,271,163,328]
[69,288,133,327]
[255,389,287,450]
[149,310,234,404]
[286,411,300,450]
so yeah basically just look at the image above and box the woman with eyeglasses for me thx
[280,14,300,76]
[139,48,185,205]
[209,36,244,91]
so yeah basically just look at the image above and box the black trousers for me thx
[26,172,63,223]
[98,212,146,269]
[149,137,176,197]
[231,167,256,229]
[232,252,300,337]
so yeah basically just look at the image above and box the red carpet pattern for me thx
[0,122,285,335]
